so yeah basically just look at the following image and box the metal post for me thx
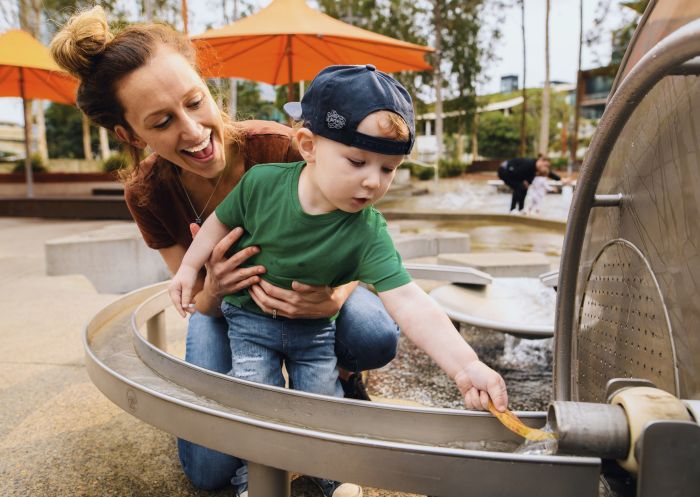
[248,462,290,497]
[19,68,34,198]
[146,311,166,351]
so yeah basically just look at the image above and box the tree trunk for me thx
[538,0,551,157]
[519,0,527,156]
[99,127,111,160]
[34,100,48,163]
[433,0,443,169]
[570,0,583,170]
[229,0,238,117]
[471,113,479,162]
[143,0,154,20]
[82,114,93,161]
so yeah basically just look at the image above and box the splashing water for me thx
[514,421,560,455]
[500,334,553,369]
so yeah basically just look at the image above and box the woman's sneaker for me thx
[311,477,362,497]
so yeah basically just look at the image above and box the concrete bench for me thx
[45,224,169,294]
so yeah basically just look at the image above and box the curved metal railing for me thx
[85,282,600,497]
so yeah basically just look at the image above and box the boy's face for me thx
[302,112,406,213]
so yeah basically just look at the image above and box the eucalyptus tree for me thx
[538,0,551,156]
[518,0,527,156]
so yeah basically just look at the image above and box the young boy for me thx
[169,65,508,497]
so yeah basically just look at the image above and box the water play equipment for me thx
[84,4,700,495]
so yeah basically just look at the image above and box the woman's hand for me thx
[191,224,266,313]
[248,280,355,319]
[454,361,508,412]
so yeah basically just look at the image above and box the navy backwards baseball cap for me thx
[283,64,415,156]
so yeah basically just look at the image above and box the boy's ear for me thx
[114,124,147,149]
[295,127,316,164]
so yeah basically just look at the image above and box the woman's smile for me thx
[181,129,215,162]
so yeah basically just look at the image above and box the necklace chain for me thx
[176,168,224,226]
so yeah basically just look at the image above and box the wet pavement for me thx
[379,176,574,222]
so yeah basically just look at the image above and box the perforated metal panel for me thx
[575,240,679,402]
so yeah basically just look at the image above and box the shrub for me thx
[12,154,47,173]
[550,157,568,170]
[438,159,468,178]
[0,150,17,162]
[102,153,129,173]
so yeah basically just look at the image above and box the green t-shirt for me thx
[214,161,411,316]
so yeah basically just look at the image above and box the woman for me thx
[497,156,560,213]
[51,7,400,492]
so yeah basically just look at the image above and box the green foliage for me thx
[473,87,570,159]
[476,112,521,159]
[549,157,568,170]
[12,155,48,174]
[402,161,435,180]
[102,153,129,173]
[438,159,468,178]
[0,150,17,162]
[45,103,94,158]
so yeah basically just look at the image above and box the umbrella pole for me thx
[286,35,294,102]
[19,68,34,198]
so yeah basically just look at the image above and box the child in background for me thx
[526,169,552,215]
[169,65,509,497]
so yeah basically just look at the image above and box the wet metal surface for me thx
[577,241,677,402]
[574,75,700,401]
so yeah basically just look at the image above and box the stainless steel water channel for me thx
[84,282,600,497]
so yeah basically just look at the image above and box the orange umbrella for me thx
[0,29,78,197]
[192,0,432,99]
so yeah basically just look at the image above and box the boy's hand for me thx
[454,361,508,412]
[168,266,200,318]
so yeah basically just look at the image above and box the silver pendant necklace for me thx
[176,167,224,226]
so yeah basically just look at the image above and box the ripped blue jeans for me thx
[221,301,344,397]
[220,301,344,492]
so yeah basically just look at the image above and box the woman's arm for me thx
[379,282,508,411]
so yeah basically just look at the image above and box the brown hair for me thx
[50,6,243,203]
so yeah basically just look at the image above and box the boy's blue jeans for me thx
[222,301,344,397]
[177,285,399,490]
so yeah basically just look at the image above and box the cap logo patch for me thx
[326,110,346,129]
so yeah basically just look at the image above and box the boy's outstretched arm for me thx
[168,212,231,317]
[379,282,508,412]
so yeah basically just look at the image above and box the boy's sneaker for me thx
[339,372,371,401]
[311,477,363,497]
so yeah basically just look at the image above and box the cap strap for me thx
[350,131,413,156]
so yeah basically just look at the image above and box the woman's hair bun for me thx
[50,6,114,79]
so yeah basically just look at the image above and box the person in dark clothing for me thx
[497,156,561,212]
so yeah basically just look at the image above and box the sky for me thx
[0,0,629,125]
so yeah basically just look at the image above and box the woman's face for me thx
[116,47,226,178]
